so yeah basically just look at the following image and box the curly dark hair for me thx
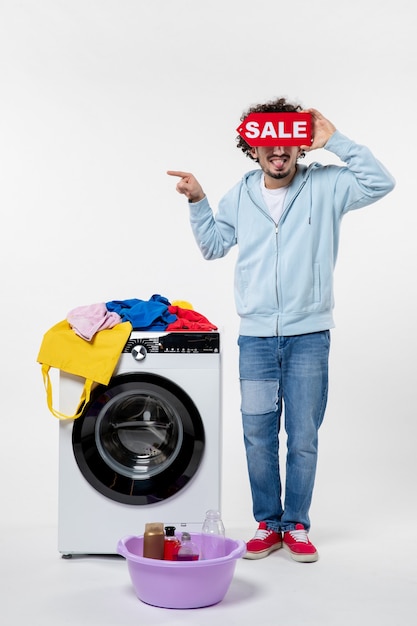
[236,97,305,160]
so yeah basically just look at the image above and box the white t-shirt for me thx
[260,176,289,224]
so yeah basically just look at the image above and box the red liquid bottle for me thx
[163,526,181,560]
[174,532,200,561]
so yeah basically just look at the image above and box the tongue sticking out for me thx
[271,158,285,170]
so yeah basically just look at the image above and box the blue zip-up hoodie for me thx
[189,130,395,337]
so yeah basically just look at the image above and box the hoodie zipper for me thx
[274,222,280,334]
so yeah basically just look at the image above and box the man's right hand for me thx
[167,170,206,203]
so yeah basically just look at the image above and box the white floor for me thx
[2,522,416,626]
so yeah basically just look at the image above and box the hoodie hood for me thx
[242,163,320,225]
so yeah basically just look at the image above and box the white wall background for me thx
[0,0,415,533]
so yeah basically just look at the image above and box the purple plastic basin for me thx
[117,533,246,609]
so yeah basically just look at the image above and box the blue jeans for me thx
[238,332,330,532]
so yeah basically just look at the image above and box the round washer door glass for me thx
[72,373,205,504]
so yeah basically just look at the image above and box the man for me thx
[167,98,395,562]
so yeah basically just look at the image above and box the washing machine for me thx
[58,330,221,556]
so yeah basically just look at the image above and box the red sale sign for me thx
[237,112,312,147]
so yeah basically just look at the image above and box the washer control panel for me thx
[123,332,220,355]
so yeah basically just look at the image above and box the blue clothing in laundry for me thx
[106,294,177,330]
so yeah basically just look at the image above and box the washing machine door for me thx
[72,373,205,505]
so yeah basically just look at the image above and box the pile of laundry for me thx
[66,294,217,341]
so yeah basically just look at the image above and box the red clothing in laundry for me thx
[166,306,217,331]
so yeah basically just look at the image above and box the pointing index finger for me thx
[167,170,191,178]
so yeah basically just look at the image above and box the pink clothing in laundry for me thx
[67,303,122,341]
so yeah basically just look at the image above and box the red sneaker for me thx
[244,522,282,560]
[283,523,318,562]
